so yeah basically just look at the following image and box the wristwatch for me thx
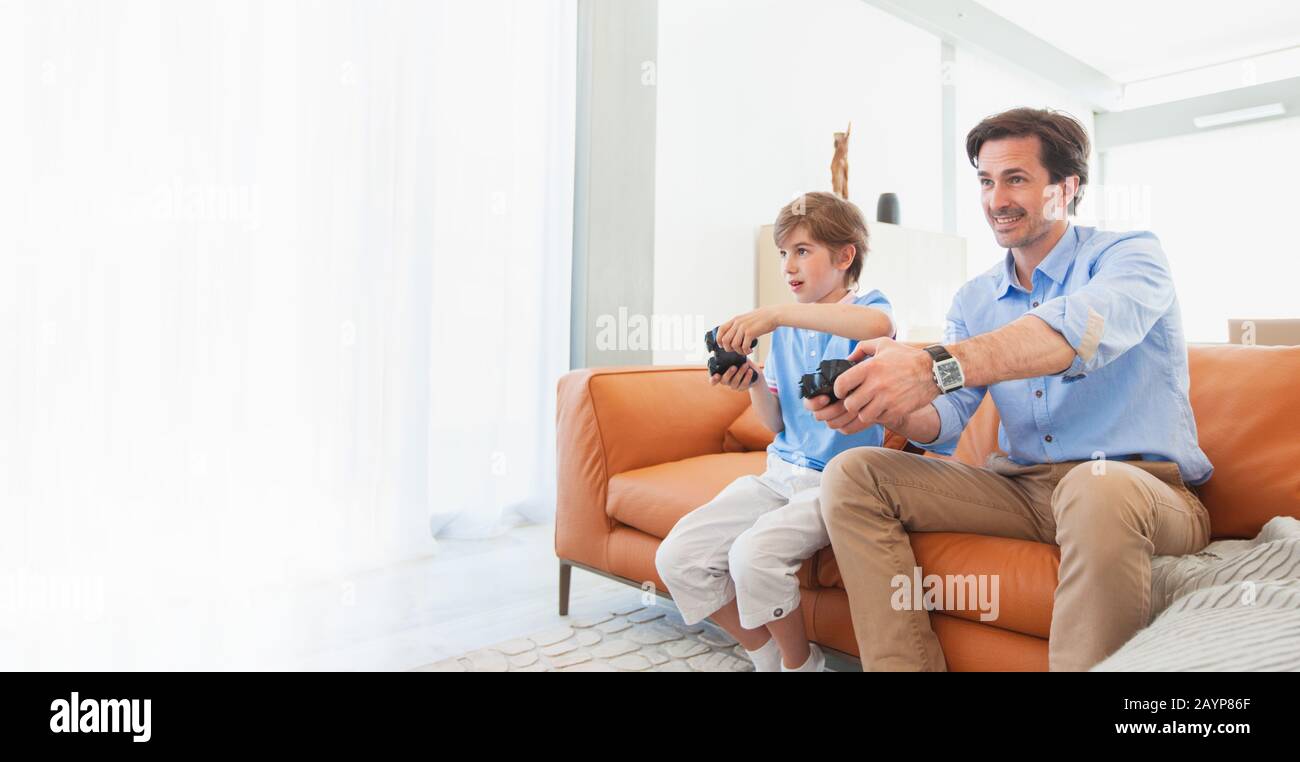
[924,345,965,394]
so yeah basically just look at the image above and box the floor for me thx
[2,519,643,671]
[4,519,849,670]
[291,520,640,671]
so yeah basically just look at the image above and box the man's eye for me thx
[980,179,992,187]
[1010,176,1024,184]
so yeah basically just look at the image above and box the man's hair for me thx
[773,192,868,288]
[965,107,1090,215]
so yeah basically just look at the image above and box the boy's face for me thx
[777,225,853,303]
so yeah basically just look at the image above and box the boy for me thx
[655,191,899,672]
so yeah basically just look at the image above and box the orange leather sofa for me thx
[555,344,1300,670]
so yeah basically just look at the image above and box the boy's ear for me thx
[839,244,856,269]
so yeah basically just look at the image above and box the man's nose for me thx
[990,183,1015,212]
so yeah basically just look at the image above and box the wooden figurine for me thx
[831,122,851,199]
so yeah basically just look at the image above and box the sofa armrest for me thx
[555,365,752,568]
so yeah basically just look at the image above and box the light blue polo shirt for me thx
[762,289,901,471]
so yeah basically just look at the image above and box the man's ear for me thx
[1063,175,1080,213]
[1043,178,1078,221]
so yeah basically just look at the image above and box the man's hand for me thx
[710,360,761,392]
[804,337,939,431]
[716,306,781,354]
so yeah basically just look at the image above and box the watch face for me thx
[936,359,963,388]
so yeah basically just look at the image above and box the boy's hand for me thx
[716,306,781,354]
[803,394,873,435]
[709,361,761,392]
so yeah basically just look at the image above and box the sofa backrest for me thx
[1186,344,1300,537]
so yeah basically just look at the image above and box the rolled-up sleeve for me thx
[909,293,985,455]
[1026,233,1175,382]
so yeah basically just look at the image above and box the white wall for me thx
[952,46,1097,279]
[1102,116,1300,343]
[653,0,943,364]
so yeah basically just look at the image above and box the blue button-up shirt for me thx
[914,224,1213,486]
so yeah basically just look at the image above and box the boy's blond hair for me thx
[773,192,868,288]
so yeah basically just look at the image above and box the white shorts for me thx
[654,452,829,630]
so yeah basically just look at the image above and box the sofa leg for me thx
[558,560,572,616]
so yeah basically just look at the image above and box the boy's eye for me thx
[797,248,808,256]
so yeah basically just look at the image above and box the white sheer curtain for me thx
[0,0,573,666]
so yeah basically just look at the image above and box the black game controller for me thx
[799,359,857,402]
[704,328,758,379]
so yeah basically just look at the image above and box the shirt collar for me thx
[994,222,1078,299]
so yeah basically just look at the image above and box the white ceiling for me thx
[973,0,1300,82]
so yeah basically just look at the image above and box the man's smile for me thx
[992,211,1025,230]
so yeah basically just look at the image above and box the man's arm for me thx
[948,313,1074,386]
[807,294,981,450]
[827,314,1074,439]
[816,234,1178,438]
[954,234,1176,385]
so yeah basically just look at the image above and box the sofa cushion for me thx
[609,450,1061,640]
[607,451,768,539]
[815,532,1060,639]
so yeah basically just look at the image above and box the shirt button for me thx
[809,351,816,357]
[1035,390,1043,398]
[1044,434,1053,443]
[1032,301,1040,308]
[773,607,784,618]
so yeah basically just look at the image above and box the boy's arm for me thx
[747,372,783,433]
[711,361,783,433]
[713,299,893,354]
[774,302,894,341]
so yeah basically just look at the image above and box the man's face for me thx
[977,134,1073,251]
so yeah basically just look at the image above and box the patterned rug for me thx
[413,600,761,672]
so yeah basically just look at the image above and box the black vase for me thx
[877,193,900,225]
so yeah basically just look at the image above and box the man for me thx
[806,107,1213,671]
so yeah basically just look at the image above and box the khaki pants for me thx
[820,447,1212,671]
